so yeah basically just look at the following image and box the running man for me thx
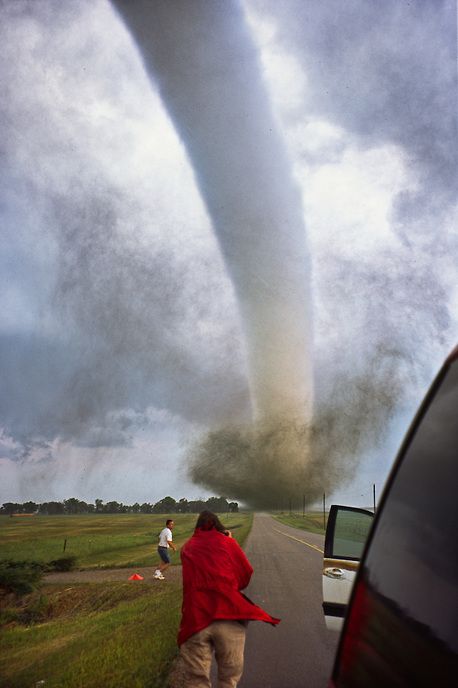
[154,518,176,580]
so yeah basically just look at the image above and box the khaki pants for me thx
[179,620,246,688]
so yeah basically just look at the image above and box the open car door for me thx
[322,504,374,631]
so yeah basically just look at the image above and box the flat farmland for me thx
[272,511,327,534]
[0,512,252,569]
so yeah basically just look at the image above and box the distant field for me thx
[272,511,327,534]
[0,512,253,688]
[0,512,252,569]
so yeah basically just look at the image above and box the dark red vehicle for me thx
[324,346,458,686]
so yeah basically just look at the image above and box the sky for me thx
[1,0,457,509]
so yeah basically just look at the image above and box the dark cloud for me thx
[0,183,252,448]
[250,0,457,238]
[0,0,251,456]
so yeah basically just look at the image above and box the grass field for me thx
[0,512,253,688]
[271,511,328,534]
[0,512,252,569]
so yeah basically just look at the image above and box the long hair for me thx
[195,510,227,533]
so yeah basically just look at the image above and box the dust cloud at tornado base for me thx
[189,356,409,509]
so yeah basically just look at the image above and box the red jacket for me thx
[178,528,280,645]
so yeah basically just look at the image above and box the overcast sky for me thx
[1,0,456,508]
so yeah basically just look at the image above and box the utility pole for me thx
[302,494,305,517]
[373,483,377,513]
[323,492,326,531]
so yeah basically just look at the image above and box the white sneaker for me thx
[154,571,165,580]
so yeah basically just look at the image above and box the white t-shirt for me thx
[158,527,172,548]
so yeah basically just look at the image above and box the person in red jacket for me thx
[178,510,280,687]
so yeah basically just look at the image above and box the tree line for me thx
[0,495,238,516]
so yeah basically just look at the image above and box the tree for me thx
[206,497,229,513]
[153,496,177,514]
[39,501,64,515]
[64,498,87,514]
[0,494,240,516]
[104,501,121,513]
[177,498,189,513]
[188,500,207,513]
[1,503,21,515]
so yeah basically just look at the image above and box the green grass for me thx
[0,513,252,569]
[0,581,182,688]
[0,513,253,687]
[271,511,327,534]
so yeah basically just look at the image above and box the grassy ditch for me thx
[0,581,181,688]
[271,511,327,534]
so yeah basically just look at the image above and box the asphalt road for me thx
[219,513,340,688]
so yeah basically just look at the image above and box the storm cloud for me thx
[0,0,456,505]
[251,0,457,243]
[1,0,251,447]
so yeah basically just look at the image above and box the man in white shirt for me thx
[154,519,176,580]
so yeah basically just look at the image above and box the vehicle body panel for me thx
[329,348,458,686]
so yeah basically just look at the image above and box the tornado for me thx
[112,0,313,423]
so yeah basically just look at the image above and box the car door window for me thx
[325,506,374,560]
[331,508,374,559]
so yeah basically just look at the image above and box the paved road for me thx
[218,513,339,688]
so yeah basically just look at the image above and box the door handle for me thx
[324,567,344,579]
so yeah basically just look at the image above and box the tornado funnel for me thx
[112,0,313,422]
